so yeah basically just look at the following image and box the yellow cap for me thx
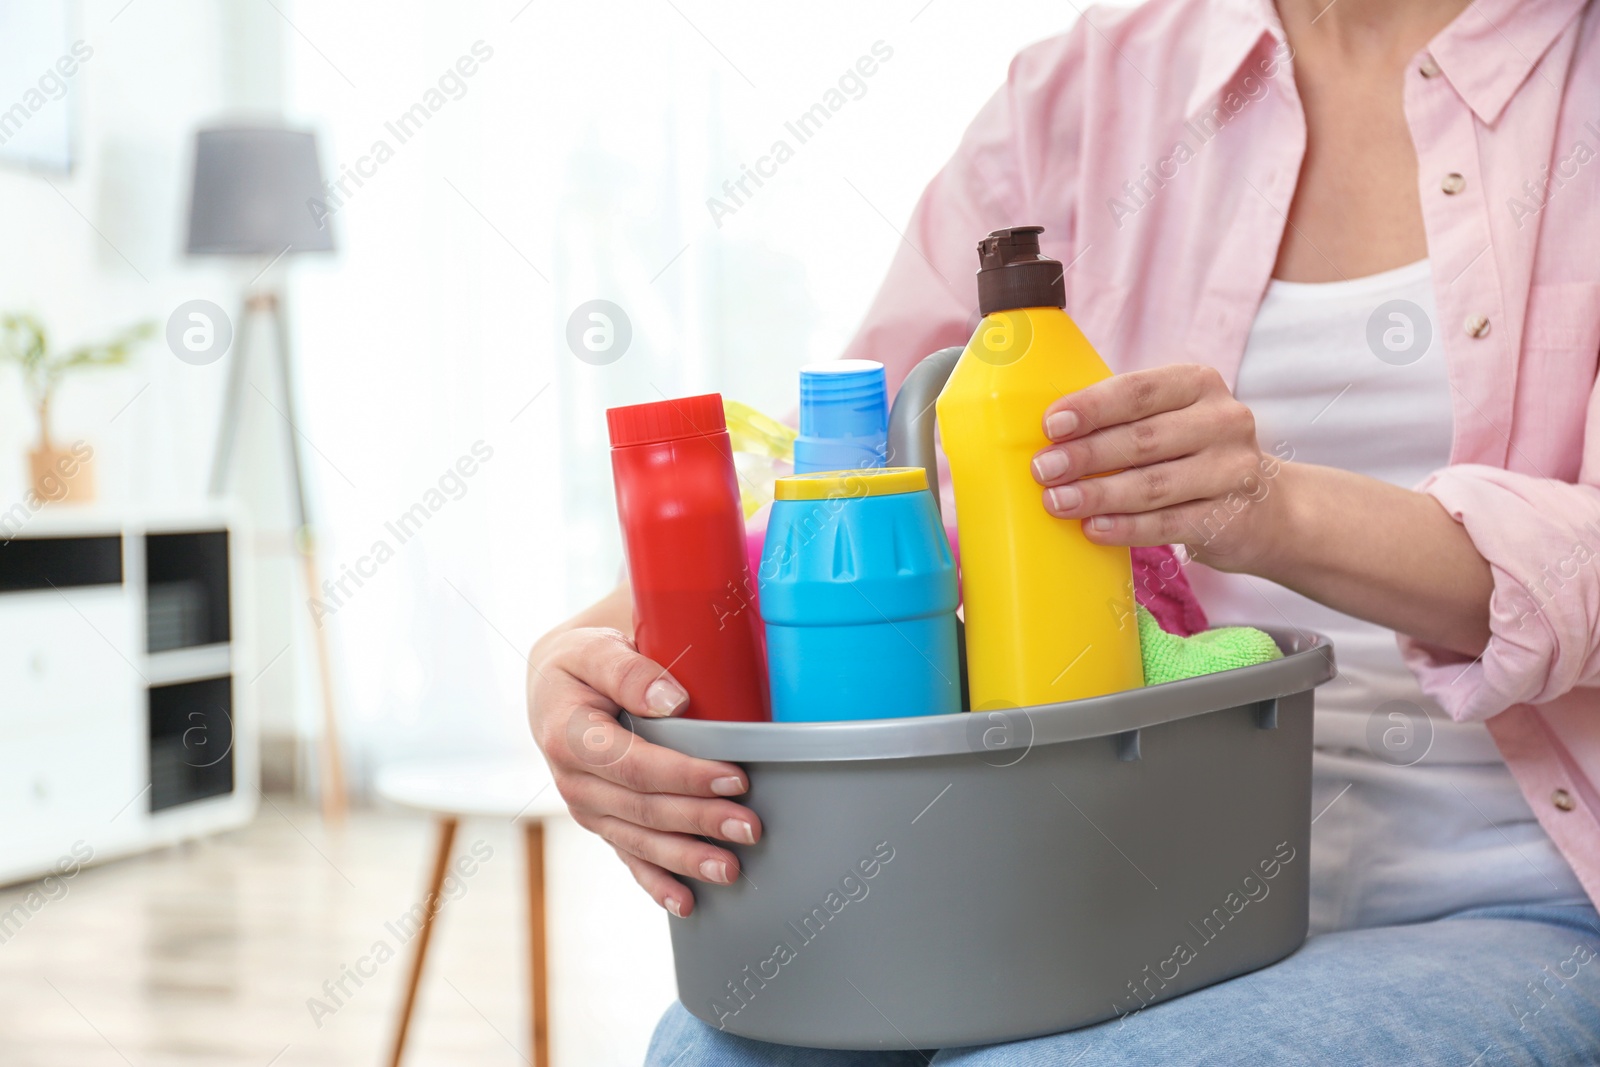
[775,466,928,501]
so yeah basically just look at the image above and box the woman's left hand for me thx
[1031,364,1289,573]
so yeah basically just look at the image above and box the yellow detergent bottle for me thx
[936,225,1144,709]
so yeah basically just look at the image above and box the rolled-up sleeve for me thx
[841,30,1086,390]
[1400,464,1600,721]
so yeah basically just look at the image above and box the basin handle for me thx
[1115,729,1142,762]
[886,345,968,708]
[887,346,964,519]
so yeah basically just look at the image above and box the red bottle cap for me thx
[607,393,727,447]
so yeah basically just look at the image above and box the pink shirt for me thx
[840,0,1600,907]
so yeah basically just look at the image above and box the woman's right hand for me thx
[527,626,760,918]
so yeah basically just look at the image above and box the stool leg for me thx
[524,820,550,1067]
[389,815,459,1067]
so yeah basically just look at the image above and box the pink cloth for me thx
[836,0,1600,907]
[1132,545,1208,637]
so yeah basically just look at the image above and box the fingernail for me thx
[1032,451,1069,482]
[665,897,684,918]
[1047,485,1082,512]
[721,818,756,845]
[1045,411,1079,439]
[645,677,688,716]
[1090,515,1114,532]
[699,858,730,884]
[710,776,745,796]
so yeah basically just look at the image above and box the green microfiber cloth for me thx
[1137,605,1282,686]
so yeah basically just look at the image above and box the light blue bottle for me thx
[758,467,960,722]
[792,361,888,474]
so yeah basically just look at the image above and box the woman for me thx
[529,0,1600,1059]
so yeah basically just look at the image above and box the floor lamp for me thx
[184,126,348,822]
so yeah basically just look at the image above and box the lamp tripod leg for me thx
[302,548,348,823]
[210,289,349,823]
[262,294,350,824]
[207,295,256,498]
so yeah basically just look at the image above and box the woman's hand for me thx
[528,626,759,918]
[1030,364,1288,572]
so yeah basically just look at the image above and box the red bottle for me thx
[607,394,771,722]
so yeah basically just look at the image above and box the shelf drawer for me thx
[0,724,143,873]
[0,588,139,737]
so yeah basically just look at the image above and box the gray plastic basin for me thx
[629,628,1336,1050]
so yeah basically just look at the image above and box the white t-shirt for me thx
[1186,259,1586,933]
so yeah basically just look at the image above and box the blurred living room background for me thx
[0,1,1111,1063]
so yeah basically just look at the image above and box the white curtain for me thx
[280,0,1118,782]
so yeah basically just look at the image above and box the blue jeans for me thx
[646,903,1600,1066]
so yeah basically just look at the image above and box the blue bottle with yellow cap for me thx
[758,467,960,722]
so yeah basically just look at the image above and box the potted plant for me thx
[1,312,154,504]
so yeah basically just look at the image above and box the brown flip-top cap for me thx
[975,225,1066,315]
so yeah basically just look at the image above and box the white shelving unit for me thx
[0,505,257,885]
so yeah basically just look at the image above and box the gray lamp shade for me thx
[185,126,336,255]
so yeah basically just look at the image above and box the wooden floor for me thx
[0,801,677,1066]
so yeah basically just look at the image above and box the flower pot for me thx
[29,442,95,504]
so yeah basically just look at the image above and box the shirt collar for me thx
[1186,0,1588,127]
[1428,0,1588,126]
[1185,0,1287,121]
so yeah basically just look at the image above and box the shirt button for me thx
[1553,788,1575,812]
[1420,55,1442,78]
[1442,172,1466,195]
[1465,314,1492,338]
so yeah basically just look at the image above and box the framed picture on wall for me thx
[0,1,83,173]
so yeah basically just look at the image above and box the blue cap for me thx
[794,360,888,474]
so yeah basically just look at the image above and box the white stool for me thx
[375,757,567,1067]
